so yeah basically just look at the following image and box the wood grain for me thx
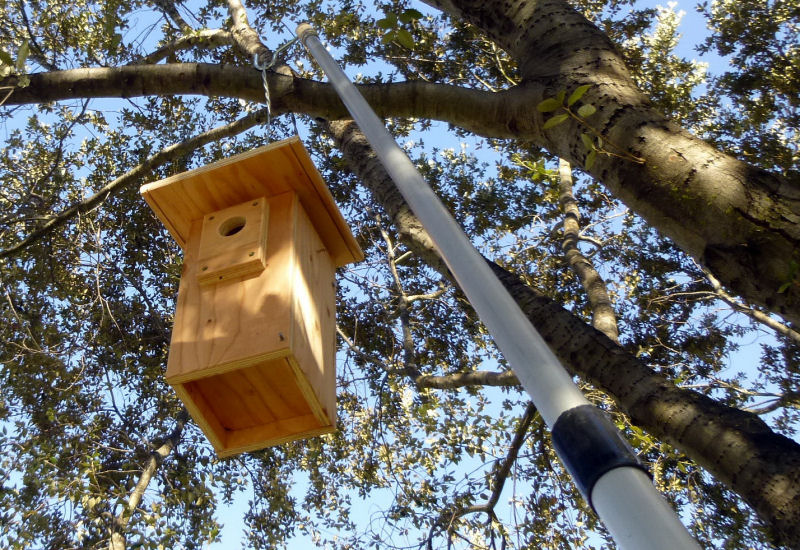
[140,136,363,266]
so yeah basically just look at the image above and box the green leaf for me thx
[567,84,592,106]
[581,132,594,151]
[396,28,415,49]
[542,113,569,130]
[555,89,566,104]
[376,15,397,29]
[577,104,597,117]
[537,98,562,112]
[399,8,424,24]
[586,149,597,170]
[778,282,792,293]
[0,49,12,66]
[16,41,29,71]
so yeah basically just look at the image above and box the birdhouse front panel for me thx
[140,138,363,457]
[196,198,269,286]
[165,191,338,456]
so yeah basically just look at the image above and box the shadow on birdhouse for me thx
[140,137,363,457]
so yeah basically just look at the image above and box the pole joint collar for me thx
[551,405,650,511]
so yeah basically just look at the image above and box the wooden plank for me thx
[286,140,364,267]
[221,413,333,457]
[197,198,268,286]
[176,382,228,451]
[165,192,297,381]
[289,200,338,427]
[240,358,309,420]
[194,369,274,431]
[140,137,363,267]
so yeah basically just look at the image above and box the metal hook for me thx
[252,51,275,71]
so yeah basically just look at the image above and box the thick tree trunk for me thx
[5,0,800,322]
[7,32,799,324]
[328,120,800,548]
[423,0,800,326]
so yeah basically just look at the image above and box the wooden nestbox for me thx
[140,137,363,457]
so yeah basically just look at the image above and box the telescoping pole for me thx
[297,24,700,550]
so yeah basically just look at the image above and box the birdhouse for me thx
[140,137,363,457]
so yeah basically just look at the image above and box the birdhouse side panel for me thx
[165,192,299,382]
[290,200,338,427]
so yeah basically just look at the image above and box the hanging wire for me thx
[253,37,298,141]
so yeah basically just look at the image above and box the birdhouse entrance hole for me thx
[219,216,246,236]
[140,137,363,457]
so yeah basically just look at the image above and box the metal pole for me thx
[297,23,700,550]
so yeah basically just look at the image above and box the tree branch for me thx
[137,29,234,65]
[150,0,193,33]
[701,266,800,345]
[0,107,269,259]
[483,402,536,513]
[108,409,190,550]
[427,403,536,548]
[416,370,518,389]
[326,119,800,547]
[225,0,268,59]
[558,158,620,343]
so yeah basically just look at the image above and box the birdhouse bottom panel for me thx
[173,356,335,457]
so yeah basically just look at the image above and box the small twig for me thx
[700,264,800,345]
[0,108,269,260]
[136,29,234,65]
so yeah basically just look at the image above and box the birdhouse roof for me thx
[140,137,363,267]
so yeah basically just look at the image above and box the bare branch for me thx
[416,370,518,389]
[701,265,800,345]
[0,65,533,140]
[0,108,269,259]
[108,409,190,550]
[744,391,800,415]
[558,158,619,343]
[137,29,234,65]
[150,0,193,33]
[426,403,536,548]
[484,402,537,512]
[226,0,268,58]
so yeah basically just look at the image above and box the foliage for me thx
[0,0,798,549]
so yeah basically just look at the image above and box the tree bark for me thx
[558,159,620,343]
[328,119,800,548]
[5,0,800,324]
[422,0,800,326]
[108,410,190,550]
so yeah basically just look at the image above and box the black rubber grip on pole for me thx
[551,405,650,511]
